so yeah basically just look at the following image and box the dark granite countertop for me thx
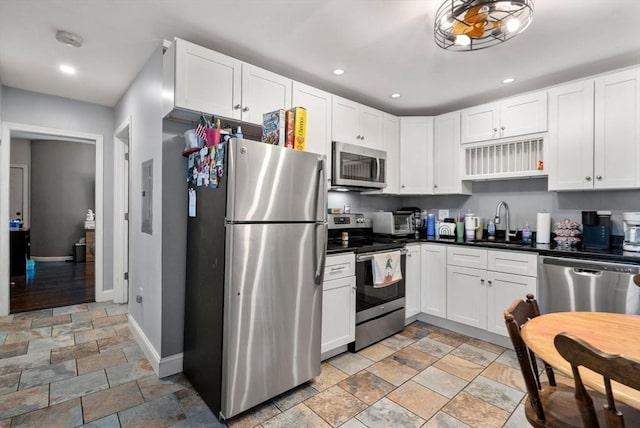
[397,236,640,265]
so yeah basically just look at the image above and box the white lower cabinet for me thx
[486,271,536,336]
[446,247,537,337]
[321,253,355,355]
[404,244,421,319]
[420,244,447,318]
[447,265,487,329]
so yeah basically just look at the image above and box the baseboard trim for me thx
[127,314,183,378]
[417,313,511,348]
[31,256,73,262]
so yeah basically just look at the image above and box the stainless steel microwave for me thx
[331,141,386,190]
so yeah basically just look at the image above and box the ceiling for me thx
[1,0,639,116]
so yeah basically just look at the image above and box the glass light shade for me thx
[434,0,534,51]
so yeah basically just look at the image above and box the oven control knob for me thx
[381,306,385,311]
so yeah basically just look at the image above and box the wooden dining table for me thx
[521,311,640,409]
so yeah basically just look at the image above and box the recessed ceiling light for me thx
[502,77,516,84]
[332,69,345,76]
[390,93,401,98]
[59,64,77,75]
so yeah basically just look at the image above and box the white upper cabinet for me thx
[399,117,433,195]
[332,96,383,149]
[433,111,471,195]
[547,80,595,190]
[461,91,547,143]
[548,67,640,191]
[381,113,401,194]
[163,38,291,125]
[163,38,241,119]
[593,67,640,189]
[292,81,332,169]
[241,64,292,125]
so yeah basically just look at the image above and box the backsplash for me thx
[330,179,640,235]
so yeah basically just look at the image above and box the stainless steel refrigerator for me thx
[184,138,327,420]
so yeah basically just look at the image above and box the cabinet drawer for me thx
[324,253,355,281]
[488,250,537,277]
[447,246,487,269]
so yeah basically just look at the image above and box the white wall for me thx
[114,46,164,357]
[2,87,115,289]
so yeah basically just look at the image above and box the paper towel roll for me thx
[536,212,551,244]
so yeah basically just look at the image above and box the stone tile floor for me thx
[0,303,548,427]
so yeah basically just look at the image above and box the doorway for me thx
[113,118,130,304]
[1,122,106,316]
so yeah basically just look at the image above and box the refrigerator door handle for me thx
[314,223,328,285]
[315,158,327,221]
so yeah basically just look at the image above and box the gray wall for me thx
[114,46,165,356]
[333,180,640,235]
[9,138,30,165]
[0,82,3,135]
[2,87,114,288]
[30,140,95,257]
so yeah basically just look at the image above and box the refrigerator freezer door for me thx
[227,138,327,223]
[221,223,324,418]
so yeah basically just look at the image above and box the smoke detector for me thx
[55,30,83,48]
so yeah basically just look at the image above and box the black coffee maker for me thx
[582,211,611,250]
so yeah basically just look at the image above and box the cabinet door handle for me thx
[480,278,485,284]
[596,175,602,180]
[401,184,405,188]
[361,135,365,140]
[493,128,498,132]
[487,280,493,286]
[233,104,241,110]
[434,184,438,188]
[500,126,505,130]
[585,176,592,181]
[242,106,250,112]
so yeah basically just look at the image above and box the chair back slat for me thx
[504,294,556,423]
[555,332,640,428]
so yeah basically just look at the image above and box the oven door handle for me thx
[357,248,408,262]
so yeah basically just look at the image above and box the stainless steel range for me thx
[327,214,407,351]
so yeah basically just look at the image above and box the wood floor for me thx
[10,260,95,313]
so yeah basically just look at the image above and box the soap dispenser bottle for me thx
[522,222,531,243]
[488,221,496,240]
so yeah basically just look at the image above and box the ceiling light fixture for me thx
[59,64,77,75]
[502,77,516,84]
[332,69,345,76]
[55,30,83,48]
[434,0,534,51]
[391,93,401,98]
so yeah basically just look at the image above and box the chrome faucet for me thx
[494,201,516,241]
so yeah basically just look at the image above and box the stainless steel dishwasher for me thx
[538,256,640,314]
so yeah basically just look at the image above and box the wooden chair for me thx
[554,333,640,428]
[504,294,583,427]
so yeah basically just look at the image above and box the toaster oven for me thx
[371,212,414,235]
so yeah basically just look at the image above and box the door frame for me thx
[113,117,131,304]
[0,121,105,316]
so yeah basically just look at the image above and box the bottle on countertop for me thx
[487,221,496,240]
[522,222,531,243]
[235,126,243,139]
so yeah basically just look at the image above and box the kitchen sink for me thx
[473,240,531,249]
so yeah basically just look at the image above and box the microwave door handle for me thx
[376,158,380,182]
